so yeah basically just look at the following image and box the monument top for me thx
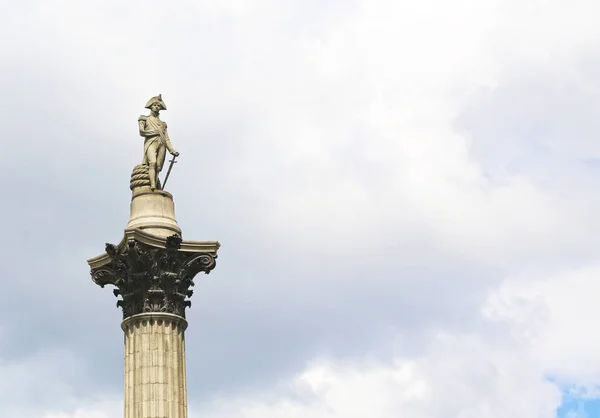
[87,94,220,320]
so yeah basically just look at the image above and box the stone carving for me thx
[138,94,179,191]
[130,164,152,191]
[91,235,217,319]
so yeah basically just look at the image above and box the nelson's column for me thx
[87,94,220,418]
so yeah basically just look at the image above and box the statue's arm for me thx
[163,126,178,155]
[138,116,158,138]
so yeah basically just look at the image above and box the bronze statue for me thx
[138,94,179,191]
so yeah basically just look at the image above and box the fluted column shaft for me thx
[122,313,188,418]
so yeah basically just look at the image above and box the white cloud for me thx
[198,259,600,418]
[489,265,600,391]
[196,325,561,418]
[41,401,121,418]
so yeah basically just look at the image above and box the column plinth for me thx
[126,189,181,238]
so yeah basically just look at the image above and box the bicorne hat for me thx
[145,94,167,110]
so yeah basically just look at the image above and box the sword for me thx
[161,154,178,190]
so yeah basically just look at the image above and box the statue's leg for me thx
[157,145,166,172]
[146,143,159,190]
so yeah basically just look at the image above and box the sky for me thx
[1,0,600,417]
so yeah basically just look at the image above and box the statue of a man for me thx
[138,94,179,191]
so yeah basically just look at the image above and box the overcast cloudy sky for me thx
[2,0,600,417]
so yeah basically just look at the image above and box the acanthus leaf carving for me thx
[90,234,216,319]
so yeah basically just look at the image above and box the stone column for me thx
[122,313,188,418]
